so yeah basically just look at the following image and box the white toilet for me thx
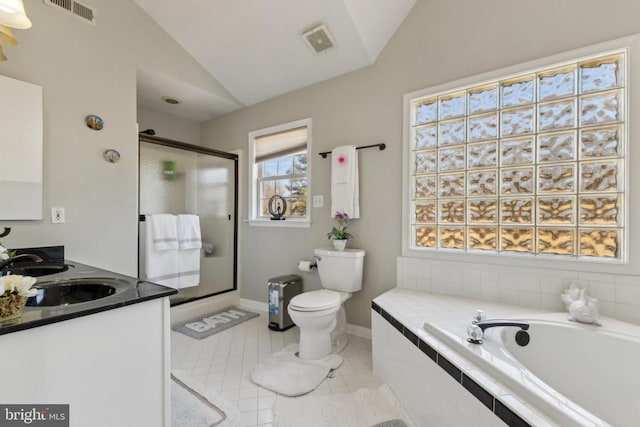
[288,248,365,360]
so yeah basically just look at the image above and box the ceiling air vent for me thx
[44,0,97,26]
[302,24,336,54]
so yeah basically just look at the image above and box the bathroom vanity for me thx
[0,260,176,427]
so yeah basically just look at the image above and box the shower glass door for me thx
[139,137,237,305]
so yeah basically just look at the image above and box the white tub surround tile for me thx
[373,305,509,426]
[397,256,640,325]
[371,289,618,427]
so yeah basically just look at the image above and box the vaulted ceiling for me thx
[134,0,416,121]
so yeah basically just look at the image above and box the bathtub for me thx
[424,314,640,427]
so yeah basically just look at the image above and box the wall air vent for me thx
[302,24,336,54]
[44,0,97,26]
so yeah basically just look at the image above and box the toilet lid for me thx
[289,289,341,311]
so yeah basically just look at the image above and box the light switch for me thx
[313,195,324,208]
[51,207,65,224]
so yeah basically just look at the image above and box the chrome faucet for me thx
[467,319,530,345]
[0,254,43,271]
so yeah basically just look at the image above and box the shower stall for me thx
[138,134,238,305]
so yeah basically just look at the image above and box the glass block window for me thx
[409,52,625,260]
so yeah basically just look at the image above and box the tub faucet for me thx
[0,254,43,271]
[467,319,530,345]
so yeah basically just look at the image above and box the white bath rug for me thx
[251,343,342,396]
[171,372,240,427]
[274,384,415,427]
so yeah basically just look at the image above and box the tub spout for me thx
[476,319,529,332]
[467,319,529,344]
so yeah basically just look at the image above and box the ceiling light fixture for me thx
[0,0,32,29]
[0,23,17,46]
[0,0,31,62]
[162,96,182,105]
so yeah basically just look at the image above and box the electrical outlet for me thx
[313,195,324,208]
[51,207,65,224]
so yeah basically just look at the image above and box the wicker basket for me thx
[0,294,27,323]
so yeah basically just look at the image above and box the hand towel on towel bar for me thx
[149,213,179,251]
[330,145,359,218]
[177,214,203,249]
[145,214,179,289]
[177,214,201,288]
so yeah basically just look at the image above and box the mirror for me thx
[0,74,43,220]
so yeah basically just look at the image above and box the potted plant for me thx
[0,273,37,323]
[327,212,353,251]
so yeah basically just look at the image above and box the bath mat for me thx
[171,372,240,427]
[173,305,258,339]
[274,384,415,427]
[251,343,343,396]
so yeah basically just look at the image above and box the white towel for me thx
[149,214,179,251]
[177,214,201,288]
[177,215,202,249]
[178,249,200,288]
[144,214,179,289]
[331,145,359,218]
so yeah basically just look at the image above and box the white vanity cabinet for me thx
[0,298,171,427]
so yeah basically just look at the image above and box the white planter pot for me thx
[333,239,347,251]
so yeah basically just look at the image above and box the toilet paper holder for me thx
[298,259,317,272]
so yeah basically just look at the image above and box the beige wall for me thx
[200,0,640,328]
[0,0,223,275]
[137,106,201,145]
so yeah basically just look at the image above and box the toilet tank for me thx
[314,248,365,292]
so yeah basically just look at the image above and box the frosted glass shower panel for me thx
[139,140,237,304]
[139,143,195,214]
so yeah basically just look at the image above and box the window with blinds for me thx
[249,119,311,224]
[407,51,626,260]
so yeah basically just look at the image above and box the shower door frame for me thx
[138,134,239,306]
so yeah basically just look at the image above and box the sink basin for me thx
[9,263,73,277]
[26,277,129,307]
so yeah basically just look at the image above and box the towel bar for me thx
[319,143,386,158]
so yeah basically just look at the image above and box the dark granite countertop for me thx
[0,260,177,336]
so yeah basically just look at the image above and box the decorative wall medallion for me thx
[103,149,120,163]
[85,115,104,130]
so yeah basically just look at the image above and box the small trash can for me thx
[268,274,302,331]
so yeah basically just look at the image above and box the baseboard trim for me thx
[239,298,268,313]
[170,291,240,326]
[346,323,372,340]
[238,298,372,340]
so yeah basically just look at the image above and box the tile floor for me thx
[171,310,384,427]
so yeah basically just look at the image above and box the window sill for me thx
[247,219,311,228]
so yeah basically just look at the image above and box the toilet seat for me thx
[289,289,340,312]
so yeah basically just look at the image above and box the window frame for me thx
[248,118,312,227]
[402,35,640,274]
[256,151,309,220]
